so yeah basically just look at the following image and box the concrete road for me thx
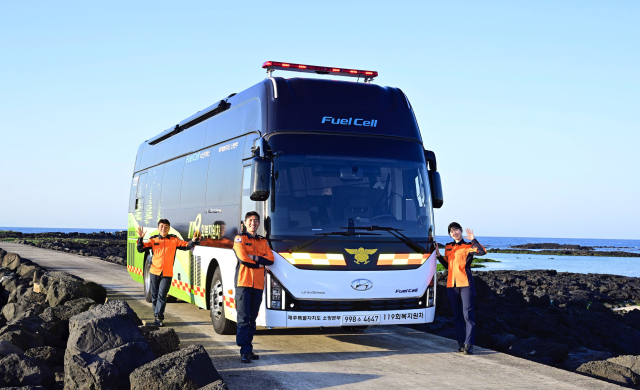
[0,242,623,390]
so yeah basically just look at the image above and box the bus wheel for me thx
[341,326,368,332]
[210,267,237,335]
[143,257,152,303]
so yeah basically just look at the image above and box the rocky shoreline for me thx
[487,242,640,257]
[488,248,640,257]
[0,230,127,266]
[414,269,640,387]
[5,231,640,386]
[0,248,227,389]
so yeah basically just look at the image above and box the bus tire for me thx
[143,256,152,303]
[210,267,236,335]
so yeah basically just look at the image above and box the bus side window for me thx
[129,175,140,213]
[135,173,147,212]
[161,159,185,210]
[206,137,244,207]
[181,149,211,209]
[143,166,165,225]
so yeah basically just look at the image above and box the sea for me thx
[435,236,640,278]
[1,227,639,278]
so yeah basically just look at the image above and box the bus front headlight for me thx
[267,272,285,310]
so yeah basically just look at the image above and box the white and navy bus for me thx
[127,61,444,334]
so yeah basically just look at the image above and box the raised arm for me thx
[136,226,151,253]
[464,228,487,265]
[175,231,201,251]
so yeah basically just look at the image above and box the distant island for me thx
[490,242,640,258]
[435,241,640,259]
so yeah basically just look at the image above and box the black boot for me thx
[241,353,251,363]
[463,344,474,355]
[457,342,465,352]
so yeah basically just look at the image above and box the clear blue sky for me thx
[1,1,638,239]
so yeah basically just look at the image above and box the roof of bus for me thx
[135,77,422,161]
[268,77,422,141]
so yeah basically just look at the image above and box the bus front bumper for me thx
[263,306,435,328]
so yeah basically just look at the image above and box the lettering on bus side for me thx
[218,142,239,153]
[188,213,224,239]
[186,150,211,163]
[321,116,378,127]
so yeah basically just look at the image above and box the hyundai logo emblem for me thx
[351,279,373,291]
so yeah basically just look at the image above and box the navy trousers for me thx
[235,286,263,355]
[150,274,172,321]
[447,286,475,346]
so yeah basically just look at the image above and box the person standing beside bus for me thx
[436,222,486,355]
[233,211,274,363]
[136,219,200,327]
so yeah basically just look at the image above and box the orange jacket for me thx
[437,239,486,288]
[137,234,196,277]
[233,233,274,289]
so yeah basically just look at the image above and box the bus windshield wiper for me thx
[341,225,429,254]
[287,229,381,253]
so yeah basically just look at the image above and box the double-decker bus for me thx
[127,61,444,334]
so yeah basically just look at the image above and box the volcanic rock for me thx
[64,352,119,390]
[44,276,93,308]
[3,303,25,322]
[2,253,23,272]
[560,347,613,371]
[64,300,154,389]
[576,360,640,387]
[129,344,225,390]
[0,353,54,388]
[0,327,45,352]
[139,325,181,358]
[199,380,229,390]
[607,355,640,375]
[25,346,65,368]
[417,269,640,376]
[0,340,24,357]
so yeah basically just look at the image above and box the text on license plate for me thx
[341,315,380,325]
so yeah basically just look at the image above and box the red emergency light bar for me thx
[262,61,378,79]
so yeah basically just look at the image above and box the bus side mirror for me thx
[429,171,443,209]
[250,156,271,201]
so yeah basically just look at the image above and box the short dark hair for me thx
[448,222,462,233]
[158,219,171,227]
[244,211,260,221]
[214,221,225,226]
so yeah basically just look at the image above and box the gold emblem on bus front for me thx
[345,248,378,265]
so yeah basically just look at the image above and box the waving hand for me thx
[136,226,146,238]
[464,228,475,241]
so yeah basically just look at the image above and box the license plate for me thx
[341,315,380,325]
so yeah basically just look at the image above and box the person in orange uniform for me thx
[233,211,274,363]
[436,222,486,355]
[136,219,200,327]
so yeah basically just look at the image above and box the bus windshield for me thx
[268,134,434,241]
